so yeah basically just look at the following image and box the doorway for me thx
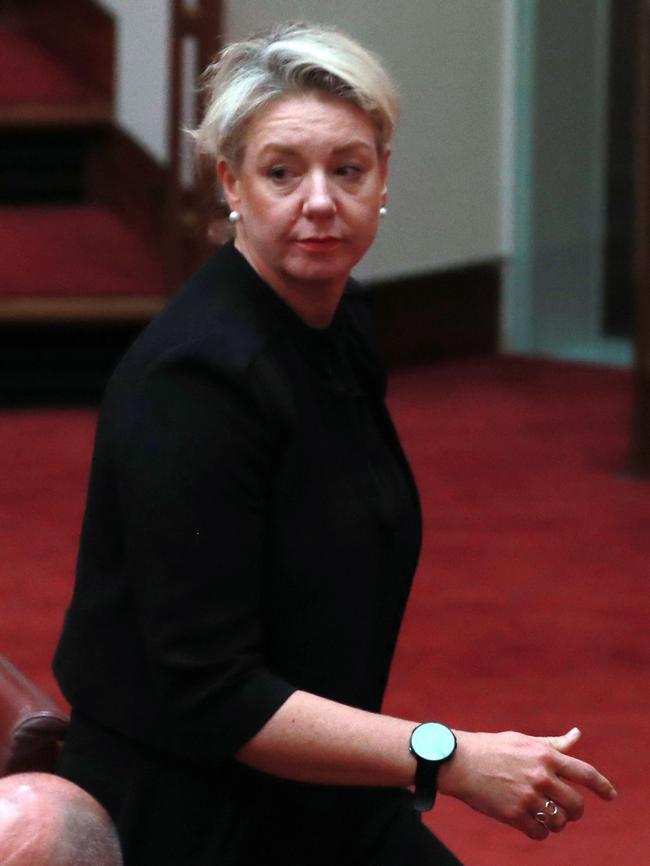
[505,0,637,365]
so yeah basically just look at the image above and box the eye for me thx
[267,165,293,183]
[335,164,364,180]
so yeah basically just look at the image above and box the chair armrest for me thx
[0,656,69,776]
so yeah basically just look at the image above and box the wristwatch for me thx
[409,722,457,811]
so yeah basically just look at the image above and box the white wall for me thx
[94,0,510,281]
[226,0,508,282]
[95,0,171,163]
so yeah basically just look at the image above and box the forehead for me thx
[242,94,377,157]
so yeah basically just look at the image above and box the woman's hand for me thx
[438,727,617,841]
[238,694,617,842]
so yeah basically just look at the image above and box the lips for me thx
[295,237,341,253]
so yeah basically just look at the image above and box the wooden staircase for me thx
[0,0,171,395]
[0,9,112,127]
[0,1,167,323]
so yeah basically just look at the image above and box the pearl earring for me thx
[379,206,387,218]
[228,210,240,224]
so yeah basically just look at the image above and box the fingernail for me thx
[609,787,618,800]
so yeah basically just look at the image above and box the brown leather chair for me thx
[0,655,68,776]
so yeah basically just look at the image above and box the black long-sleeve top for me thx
[53,241,424,864]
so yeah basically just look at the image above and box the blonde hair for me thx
[193,21,399,166]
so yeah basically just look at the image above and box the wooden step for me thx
[0,23,112,129]
[0,205,167,322]
[0,102,112,129]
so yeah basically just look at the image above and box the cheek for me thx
[253,195,296,230]
[246,209,293,258]
[352,204,380,236]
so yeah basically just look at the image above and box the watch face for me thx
[411,722,456,762]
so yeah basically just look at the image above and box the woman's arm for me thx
[236,690,418,787]
[237,691,617,841]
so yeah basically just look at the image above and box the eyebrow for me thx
[257,140,375,158]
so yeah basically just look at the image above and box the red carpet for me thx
[0,206,165,297]
[0,356,647,864]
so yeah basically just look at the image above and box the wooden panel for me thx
[87,127,168,261]
[0,102,111,129]
[604,0,641,337]
[0,296,165,324]
[628,0,650,475]
[372,261,502,368]
[166,1,224,288]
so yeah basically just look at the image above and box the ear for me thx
[217,157,240,211]
[378,146,391,206]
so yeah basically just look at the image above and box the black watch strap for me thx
[413,757,440,812]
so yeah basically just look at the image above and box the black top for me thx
[53,242,427,865]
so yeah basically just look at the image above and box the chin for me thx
[289,250,363,284]
[294,265,351,287]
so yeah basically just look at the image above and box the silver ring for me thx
[534,799,559,826]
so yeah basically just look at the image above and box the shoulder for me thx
[119,243,281,382]
[101,245,296,442]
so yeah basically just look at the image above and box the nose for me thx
[302,171,336,219]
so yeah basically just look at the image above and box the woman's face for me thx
[218,93,389,325]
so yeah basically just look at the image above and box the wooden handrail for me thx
[166,0,224,289]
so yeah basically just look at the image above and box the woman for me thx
[53,22,616,865]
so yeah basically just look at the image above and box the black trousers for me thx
[57,712,464,866]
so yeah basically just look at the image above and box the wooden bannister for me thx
[628,0,650,476]
[166,0,224,289]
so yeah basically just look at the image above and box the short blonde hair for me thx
[193,21,399,166]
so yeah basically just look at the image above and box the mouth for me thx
[295,237,342,253]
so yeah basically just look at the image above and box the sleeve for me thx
[117,355,296,763]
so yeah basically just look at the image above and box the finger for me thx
[522,813,550,842]
[556,754,617,801]
[545,726,582,753]
[547,810,568,834]
[531,798,568,835]
[543,802,568,834]
[546,779,585,822]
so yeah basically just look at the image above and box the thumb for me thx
[546,726,582,753]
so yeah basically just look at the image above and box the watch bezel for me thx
[409,722,457,763]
